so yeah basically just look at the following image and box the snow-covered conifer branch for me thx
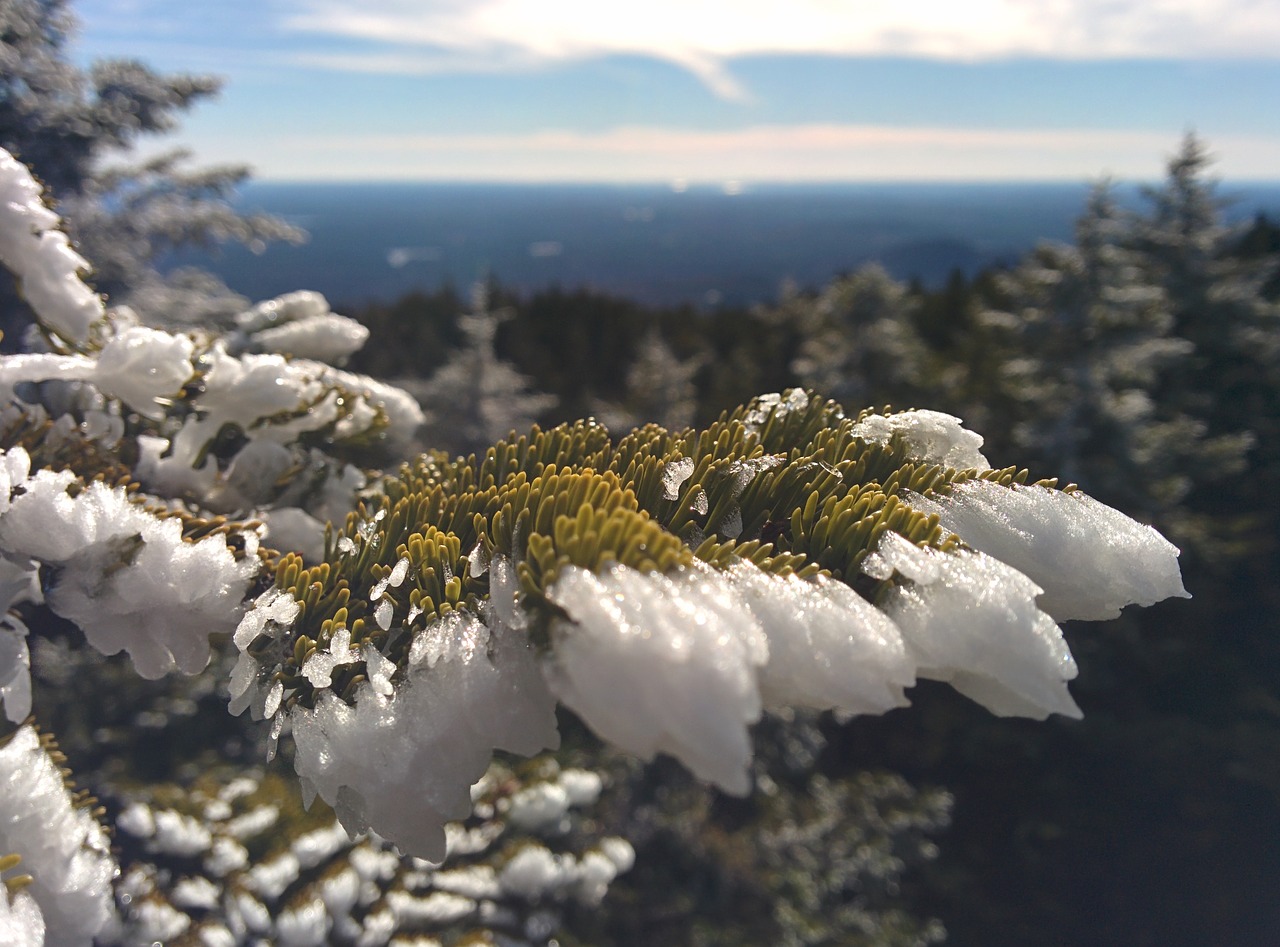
[231,388,1187,858]
[0,145,423,726]
[105,758,630,944]
[0,724,117,946]
[0,140,1199,939]
[0,150,107,350]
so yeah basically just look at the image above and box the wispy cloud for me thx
[237,123,1280,181]
[281,1,1280,98]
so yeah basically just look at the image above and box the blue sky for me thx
[73,0,1280,182]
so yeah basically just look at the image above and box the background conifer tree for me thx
[785,264,931,409]
[591,326,704,433]
[1127,134,1280,566]
[953,186,1234,530]
[400,282,558,456]
[0,0,300,334]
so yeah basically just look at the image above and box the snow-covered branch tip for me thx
[0,145,423,724]
[0,149,107,351]
[0,723,117,946]
[231,388,1187,860]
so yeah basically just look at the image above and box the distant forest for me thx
[350,202,1280,443]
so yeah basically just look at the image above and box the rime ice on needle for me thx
[288,608,559,863]
[544,561,768,795]
[864,532,1082,719]
[850,408,990,471]
[0,464,259,679]
[541,556,920,793]
[723,559,914,716]
[905,479,1189,621]
[0,442,257,703]
[0,725,117,947]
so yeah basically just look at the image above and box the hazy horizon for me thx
[185,178,1280,309]
[245,173,1280,186]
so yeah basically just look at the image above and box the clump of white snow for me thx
[543,561,768,795]
[236,290,371,363]
[151,809,213,857]
[0,886,45,946]
[92,325,194,419]
[273,896,330,946]
[0,724,118,946]
[315,364,426,454]
[851,409,990,470]
[236,290,331,334]
[865,532,1081,720]
[386,889,474,926]
[498,845,573,900]
[289,609,559,861]
[0,149,105,346]
[254,313,370,363]
[0,327,192,422]
[496,840,634,906]
[506,782,571,834]
[196,345,326,430]
[0,558,36,725]
[0,471,258,679]
[906,480,1189,621]
[558,769,603,807]
[261,508,328,563]
[126,898,190,943]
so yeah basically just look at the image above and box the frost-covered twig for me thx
[0,150,107,349]
[0,724,117,946]
[231,390,1187,858]
[0,145,422,728]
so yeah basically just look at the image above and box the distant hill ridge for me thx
[168,181,1280,308]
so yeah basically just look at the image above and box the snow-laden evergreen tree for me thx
[591,326,704,433]
[1127,134,1280,562]
[785,265,932,409]
[66,149,304,329]
[0,0,301,333]
[0,0,215,197]
[399,282,557,456]
[954,186,1241,528]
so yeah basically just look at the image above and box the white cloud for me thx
[282,1,1280,96]
[214,123,1280,182]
